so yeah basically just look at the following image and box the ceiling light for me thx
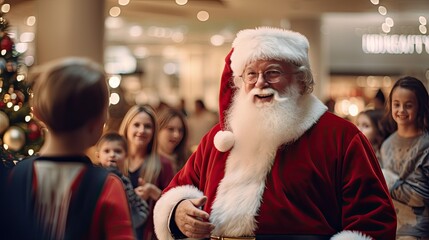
[129,25,143,37]
[210,34,224,46]
[370,0,379,5]
[172,32,184,43]
[176,0,188,6]
[108,75,121,88]
[419,25,427,34]
[197,11,209,22]
[118,0,130,6]
[26,16,36,26]
[378,6,387,15]
[105,16,124,29]
[110,93,120,105]
[109,7,121,17]
[381,23,390,33]
[385,17,394,27]
[1,4,10,13]
[419,16,427,25]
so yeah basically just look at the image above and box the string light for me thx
[197,11,209,22]
[109,6,121,17]
[175,0,188,6]
[378,6,387,16]
[419,16,427,25]
[118,0,130,6]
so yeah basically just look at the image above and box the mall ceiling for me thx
[105,0,429,45]
[6,0,429,75]
[7,0,429,45]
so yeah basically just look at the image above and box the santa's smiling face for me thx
[225,59,304,153]
[241,60,302,107]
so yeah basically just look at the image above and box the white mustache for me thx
[248,88,289,102]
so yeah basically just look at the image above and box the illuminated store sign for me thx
[362,34,429,54]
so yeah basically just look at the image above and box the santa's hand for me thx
[175,196,215,239]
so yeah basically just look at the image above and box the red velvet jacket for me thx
[154,112,396,240]
[154,49,396,240]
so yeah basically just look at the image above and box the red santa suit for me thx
[154,27,396,240]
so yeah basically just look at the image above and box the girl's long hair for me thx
[358,109,390,150]
[157,107,189,171]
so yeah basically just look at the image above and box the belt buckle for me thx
[210,236,256,240]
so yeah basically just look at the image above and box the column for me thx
[35,0,105,65]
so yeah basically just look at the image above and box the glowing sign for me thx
[362,34,429,54]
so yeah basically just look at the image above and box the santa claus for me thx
[154,27,396,240]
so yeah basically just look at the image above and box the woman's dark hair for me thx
[157,107,189,171]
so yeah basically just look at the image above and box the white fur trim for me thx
[382,168,399,190]
[214,130,235,152]
[153,185,203,240]
[209,94,327,237]
[284,94,327,143]
[330,230,373,240]
[231,27,310,76]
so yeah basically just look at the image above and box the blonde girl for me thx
[118,104,174,240]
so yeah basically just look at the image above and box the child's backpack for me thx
[3,156,109,240]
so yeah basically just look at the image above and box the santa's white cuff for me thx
[331,230,373,240]
[153,185,203,240]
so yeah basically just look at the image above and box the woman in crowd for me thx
[119,104,175,240]
[380,76,429,239]
[157,107,189,173]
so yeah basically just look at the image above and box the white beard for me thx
[225,83,303,154]
[210,84,304,236]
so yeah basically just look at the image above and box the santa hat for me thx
[230,27,311,77]
[214,27,312,152]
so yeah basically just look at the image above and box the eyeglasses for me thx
[241,69,297,84]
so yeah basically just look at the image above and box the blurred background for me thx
[1,0,429,158]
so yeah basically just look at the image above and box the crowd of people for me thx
[0,26,428,240]
[353,76,429,240]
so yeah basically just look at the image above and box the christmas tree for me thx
[0,15,43,166]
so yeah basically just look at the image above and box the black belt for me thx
[210,235,331,240]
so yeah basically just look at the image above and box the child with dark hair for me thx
[380,76,429,239]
